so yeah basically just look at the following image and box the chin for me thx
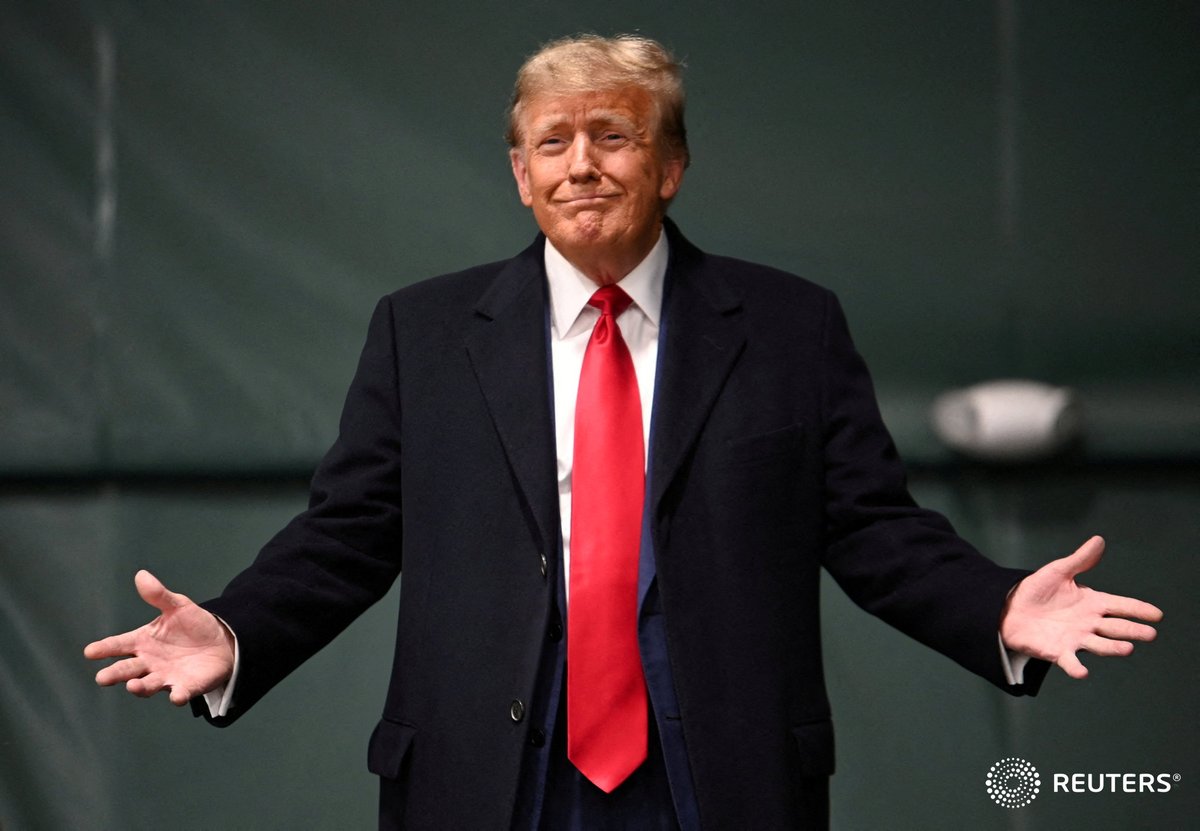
[558,218,612,247]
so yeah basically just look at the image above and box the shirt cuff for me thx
[202,617,240,718]
[998,632,1032,685]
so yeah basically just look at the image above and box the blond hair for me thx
[505,34,689,167]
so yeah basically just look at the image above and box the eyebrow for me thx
[529,109,642,136]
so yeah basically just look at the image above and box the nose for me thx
[567,134,600,183]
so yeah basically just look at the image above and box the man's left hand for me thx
[1000,536,1163,679]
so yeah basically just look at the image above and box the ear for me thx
[659,156,685,202]
[510,148,534,207]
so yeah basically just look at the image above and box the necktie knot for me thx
[588,285,634,318]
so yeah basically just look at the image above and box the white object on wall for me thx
[930,379,1083,462]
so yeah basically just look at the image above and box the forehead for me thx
[519,87,656,134]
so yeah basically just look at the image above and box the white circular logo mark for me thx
[986,757,1041,808]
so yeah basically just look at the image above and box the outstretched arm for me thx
[1000,536,1163,679]
[84,570,235,706]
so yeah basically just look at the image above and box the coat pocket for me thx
[790,718,835,777]
[367,717,417,780]
[720,422,804,466]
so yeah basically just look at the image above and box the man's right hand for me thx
[84,570,235,706]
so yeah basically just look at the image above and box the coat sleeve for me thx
[196,296,406,723]
[816,292,1049,694]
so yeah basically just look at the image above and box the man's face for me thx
[509,87,684,279]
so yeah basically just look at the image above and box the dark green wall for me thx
[2,1,1196,828]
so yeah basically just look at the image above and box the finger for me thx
[1081,634,1134,657]
[168,685,194,707]
[134,569,192,612]
[1053,535,1105,579]
[95,657,147,686]
[127,673,167,698]
[1094,618,1157,642]
[1057,651,1089,679]
[1100,594,1164,624]
[83,631,140,660]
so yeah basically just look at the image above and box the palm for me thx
[1000,536,1162,679]
[84,570,235,705]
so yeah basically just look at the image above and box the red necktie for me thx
[567,284,647,793]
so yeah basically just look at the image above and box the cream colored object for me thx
[931,380,1082,461]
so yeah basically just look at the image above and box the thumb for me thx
[1054,535,1105,580]
[134,569,190,613]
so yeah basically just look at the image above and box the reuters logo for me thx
[986,757,1041,808]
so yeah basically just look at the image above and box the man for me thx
[86,35,1162,829]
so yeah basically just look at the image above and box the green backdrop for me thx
[2,1,1196,828]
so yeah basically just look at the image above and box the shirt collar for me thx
[545,228,668,340]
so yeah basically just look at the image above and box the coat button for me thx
[547,618,562,643]
[509,699,525,722]
[528,727,546,747]
[539,553,548,579]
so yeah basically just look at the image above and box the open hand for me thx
[84,570,235,705]
[1000,536,1162,679]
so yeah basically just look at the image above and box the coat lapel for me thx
[649,225,747,517]
[464,237,559,555]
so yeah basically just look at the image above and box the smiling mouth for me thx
[560,194,617,205]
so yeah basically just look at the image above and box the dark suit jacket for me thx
[200,221,1047,828]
